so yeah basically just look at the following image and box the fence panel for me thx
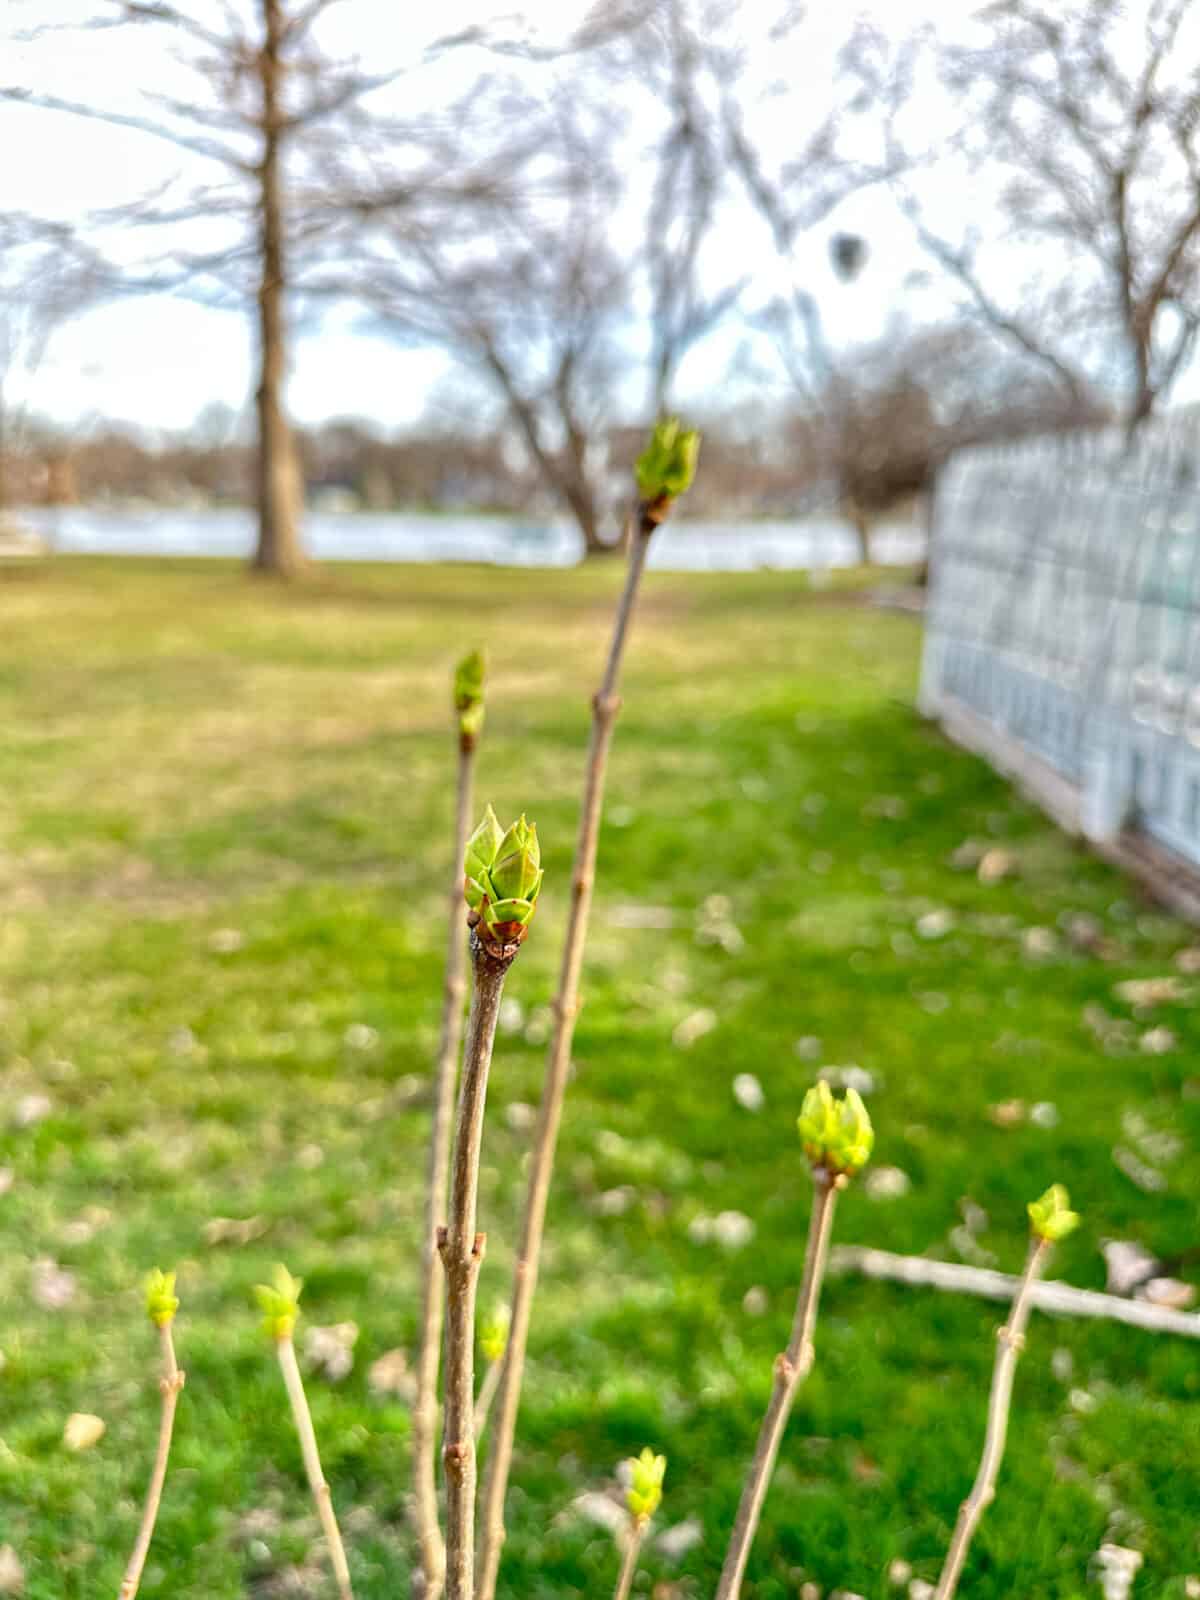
[920,427,1200,875]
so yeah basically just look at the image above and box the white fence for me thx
[920,427,1200,879]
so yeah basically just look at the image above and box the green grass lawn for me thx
[1,556,1198,1600]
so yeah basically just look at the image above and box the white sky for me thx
[0,0,1126,435]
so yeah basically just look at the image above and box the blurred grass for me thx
[1,554,1198,1599]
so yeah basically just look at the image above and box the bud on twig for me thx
[1027,1183,1080,1243]
[932,1188,1077,1600]
[464,806,543,954]
[258,1265,355,1598]
[476,419,698,1600]
[145,1268,179,1328]
[454,650,486,746]
[797,1081,874,1178]
[634,417,700,526]
[254,1264,303,1341]
[625,1448,666,1523]
[119,1270,185,1600]
[415,648,488,1596]
[613,1449,665,1600]
[444,816,538,1598]
[716,1099,848,1599]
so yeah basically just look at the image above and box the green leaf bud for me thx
[482,894,539,929]
[1027,1183,1080,1243]
[798,1080,838,1160]
[454,650,486,742]
[832,1087,874,1175]
[254,1264,303,1341]
[635,417,700,503]
[489,822,541,903]
[464,804,504,901]
[464,808,544,947]
[495,814,537,862]
[625,1447,666,1522]
[479,1301,511,1365]
[797,1080,874,1178]
[145,1268,179,1329]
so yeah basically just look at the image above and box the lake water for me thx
[17,505,925,571]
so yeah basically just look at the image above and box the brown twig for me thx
[932,1239,1049,1600]
[413,730,477,1600]
[440,934,514,1600]
[715,1170,841,1600]
[117,1323,185,1600]
[275,1334,354,1600]
[475,507,658,1600]
[613,1518,647,1600]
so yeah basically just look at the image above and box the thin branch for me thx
[613,1519,647,1600]
[14,0,235,50]
[0,88,251,171]
[99,1,234,52]
[440,936,515,1600]
[282,69,404,131]
[1141,201,1200,332]
[138,89,257,134]
[275,1335,354,1600]
[714,1170,841,1600]
[412,731,478,1600]
[476,509,665,1600]
[117,1324,185,1600]
[894,188,1090,404]
[281,0,349,43]
[933,1240,1049,1600]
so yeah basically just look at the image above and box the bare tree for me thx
[349,83,635,556]
[885,0,1200,433]
[1,0,400,575]
[801,322,1105,561]
[581,0,749,416]
[0,214,102,517]
[537,1,856,420]
[351,2,834,555]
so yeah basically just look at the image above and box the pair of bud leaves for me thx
[1028,1183,1079,1243]
[797,1080,874,1177]
[635,417,700,503]
[464,806,543,940]
[625,1447,666,1523]
[255,1264,304,1341]
[145,1268,180,1329]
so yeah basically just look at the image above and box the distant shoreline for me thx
[12,505,925,573]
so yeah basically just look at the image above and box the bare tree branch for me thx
[0,87,252,170]
[911,0,1200,425]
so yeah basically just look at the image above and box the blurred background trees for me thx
[0,213,102,520]
[6,0,1200,568]
[873,0,1200,434]
[2,0,408,573]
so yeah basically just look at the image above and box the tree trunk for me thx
[565,480,618,558]
[842,496,872,565]
[252,0,305,578]
[1124,374,1155,444]
[1118,316,1157,445]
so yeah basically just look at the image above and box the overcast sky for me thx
[0,0,1103,436]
